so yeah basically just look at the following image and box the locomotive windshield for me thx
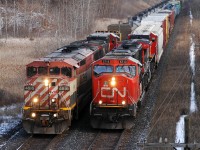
[38,67,48,75]
[27,67,37,77]
[61,67,72,77]
[94,65,113,76]
[116,65,136,76]
[49,67,60,75]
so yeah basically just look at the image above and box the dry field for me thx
[147,0,200,147]
[0,0,162,107]
[0,37,73,106]
[188,0,200,143]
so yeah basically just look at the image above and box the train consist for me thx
[90,0,182,129]
[22,0,181,134]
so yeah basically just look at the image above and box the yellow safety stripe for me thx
[33,110,59,112]
[23,106,31,110]
[23,103,76,111]
[60,103,76,111]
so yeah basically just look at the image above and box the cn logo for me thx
[101,87,126,98]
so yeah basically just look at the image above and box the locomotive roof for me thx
[118,40,142,51]
[133,39,151,44]
[37,45,95,68]
[105,40,142,57]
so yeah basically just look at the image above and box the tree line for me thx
[0,0,158,39]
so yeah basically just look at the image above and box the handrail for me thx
[90,90,100,115]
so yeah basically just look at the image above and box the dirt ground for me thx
[146,0,200,147]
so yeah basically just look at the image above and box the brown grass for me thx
[146,0,200,147]
[147,0,191,145]
[188,0,200,143]
[0,38,73,106]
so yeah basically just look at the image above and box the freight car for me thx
[22,32,119,134]
[129,23,164,66]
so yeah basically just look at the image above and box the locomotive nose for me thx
[99,76,128,105]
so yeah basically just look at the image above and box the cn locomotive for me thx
[90,0,181,129]
[22,32,119,134]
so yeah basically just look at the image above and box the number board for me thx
[102,60,110,64]
[58,86,70,91]
[24,85,35,91]
[119,60,127,64]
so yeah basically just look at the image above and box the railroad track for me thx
[87,129,125,150]
[16,134,57,150]
[15,128,70,150]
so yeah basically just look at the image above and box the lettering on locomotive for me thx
[101,87,126,98]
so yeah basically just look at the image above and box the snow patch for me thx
[190,82,197,113]
[0,142,6,149]
[0,104,22,137]
[0,104,18,112]
[189,10,193,25]
[0,120,20,136]
[189,37,195,76]
[175,115,187,150]
[189,36,197,113]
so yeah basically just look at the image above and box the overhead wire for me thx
[149,59,189,124]
[147,59,190,139]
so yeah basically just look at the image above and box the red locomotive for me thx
[90,0,181,129]
[22,32,119,134]
[90,39,152,129]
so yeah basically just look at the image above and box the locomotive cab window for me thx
[80,59,86,66]
[93,65,113,76]
[144,49,149,63]
[38,67,47,75]
[61,67,72,77]
[94,50,103,61]
[116,65,136,76]
[27,67,37,77]
[49,67,60,75]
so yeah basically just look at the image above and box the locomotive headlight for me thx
[33,97,38,103]
[122,100,126,105]
[99,100,103,105]
[51,98,56,103]
[111,77,116,87]
[44,79,49,87]
[53,113,58,118]
[31,112,36,118]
